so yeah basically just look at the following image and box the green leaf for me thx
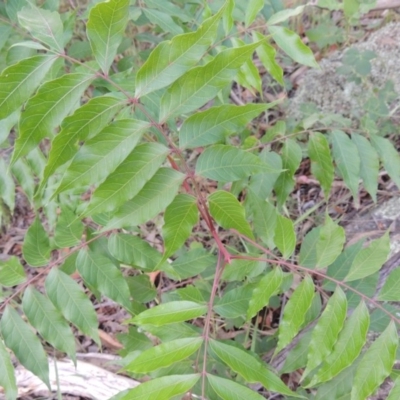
[108,233,164,272]
[11,158,35,202]
[308,132,334,198]
[54,207,84,248]
[302,286,347,379]
[196,144,276,182]
[159,41,262,122]
[0,305,50,388]
[247,267,283,320]
[131,301,207,326]
[179,103,272,149]
[315,216,345,268]
[370,134,400,190]
[378,268,400,301]
[253,32,284,85]
[83,142,168,216]
[275,275,315,355]
[274,214,296,259]
[214,285,253,318]
[22,217,51,267]
[119,374,200,400]
[267,5,306,25]
[269,25,319,68]
[0,158,15,211]
[127,275,157,303]
[0,340,15,400]
[245,0,265,27]
[351,133,379,202]
[42,95,125,187]
[12,73,94,163]
[281,331,313,374]
[222,257,265,282]
[207,374,266,400]
[104,168,184,230]
[86,0,130,74]
[330,130,360,203]
[18,4,64,51]
[0,55,56,120]
[209,340,302,398]
[125,337,203,373]
[143,8,184,36]
[208,190,254,239]
[274,139,302,207]
[22,286,76,362]
[135,2,225,97]
[307,301,370,387]
[76,249,131,310]
[351,321,398,399]
[54,119,150,195]
[345,232,390,282]
[388,377,400,400]
[0,256,26,287]
[162,194,198,259]
[45,268,100,345]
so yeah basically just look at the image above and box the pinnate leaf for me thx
[388,378,400,400]
[159,41,262,122]
[83,142,168,216]
[267,5,306,25]
[22,286,76,362]
[131,301,207,326]
[162,194,198,259]
[275,275,315,355]
[308,132,333,198]
[22,217,51,267]
[125,337,203,373]
[0,338,16,400]
[179,104,272,149]
[351,321,397,399]
[209,340,301,398]
[330,130,360,203]
[119,374,200,400]
[45,268,100,345]
[77,249,131,310]
[378,268,400,301]
[351,133,379,202]
[303,286,347,379]
[269,25,319,68]
[12,73,94,163]
[245,0,265,27]
[208,190,254,239]
[274,214,296,259]
[86,0,130,74]
[345,232,390,282]
[247,267,283,320]
[104,168,184,230]
[54,119,150,195]
[315,216,345,268]
[108,233,164,272]
[207,374,266,400]
[0,305,50,388]
[196,144,276,182]
[18,4,65,51]
[42,95,125,187]
[0,55,56,120]
[54,207,84,248]
[135,2,226,97]
[307,301,370,387]
[0,256,26,287]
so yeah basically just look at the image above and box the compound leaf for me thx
[378,268,400,301]
[0,256,26,287]
[274,214,296,259]
[54,207,84,248]
[45,268,100,345]
[0,339,17,400]
[86,0,130,74]
[208,190,254,239]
